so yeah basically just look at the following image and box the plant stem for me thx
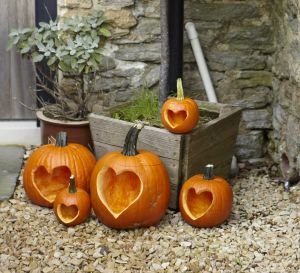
[176,78,184,101]
[78,73,87,119]
[55,132,68,147]
[122,123,144,156]
[69,175,77,193]
[203,164,214,180]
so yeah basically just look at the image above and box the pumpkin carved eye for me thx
[57,204,79,222]
[186,189,213,220]
[161,78,199,133]
[97,168,142,217]
[167,110,187,128]
[179,164,233,228]
[90,123,171,229]
[33,166,71,203]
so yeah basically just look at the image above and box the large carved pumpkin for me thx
[90,124,171,229]
[23,132,96,207]
[161,78,199,134]
[179,164,233,228]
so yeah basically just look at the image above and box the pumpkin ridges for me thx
[90,127,170,229]
[91,162,170,229]
[179,170,233,228]
[69,144,96,190]
[54,188,91,226]
[161,99,199,133]
[23,134,96,207]
[53,175,91,226]
[161,78,199,134]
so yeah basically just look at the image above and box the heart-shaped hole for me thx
[97,168,142,218]
[167,110,187,128]
[33,166,71,203]
[186,189,213,219]
[57,204,79,223]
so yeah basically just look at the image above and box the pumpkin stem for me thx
[55,132,68,147]
[122,123,144,156]
[176,78,184,101]
[204,164,214,180]
[69,175,77,193]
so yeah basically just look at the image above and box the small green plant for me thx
[111,90,163,128]
[7,12,111,120]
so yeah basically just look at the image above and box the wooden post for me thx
[168,0,184,93]
[159,0,169,110]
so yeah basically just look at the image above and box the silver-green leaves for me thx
[7,12,111,75]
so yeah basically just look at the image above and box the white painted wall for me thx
[0,121,41,146]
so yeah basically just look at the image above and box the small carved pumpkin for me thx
[179,164,233,228]
[53,175,91,226]
[23,132,96,207]
[90,124,171,229]
[161,78,199,133]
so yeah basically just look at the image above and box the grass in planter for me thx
[110,90,218,128]
[111,91,163,127]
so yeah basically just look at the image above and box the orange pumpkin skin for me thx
[23,133,96,208]
[53,177,91,226]
[161,97,199,134]
[90,126,170,229]
[179,169,233,228]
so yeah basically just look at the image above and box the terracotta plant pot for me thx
[36,110,93,149]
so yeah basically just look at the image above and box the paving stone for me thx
[0,146,24,201]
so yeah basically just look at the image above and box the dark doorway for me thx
[35,0,57,107]
[168,0,184,93]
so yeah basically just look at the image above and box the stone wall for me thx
[58,0,161,113]
[269,0,300,179]
[183,0,274,160]
[58,0,275,161]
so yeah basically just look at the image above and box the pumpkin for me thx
[53,175,91,226]
[90,123,171,229]
[161,78,199,133]
[23,131,96,207]
[179,164,233,228]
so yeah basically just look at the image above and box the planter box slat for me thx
[89,101,241,210]
[89,114,182,160]
[183,107,241,181]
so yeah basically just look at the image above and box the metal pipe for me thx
[185,22,218,103]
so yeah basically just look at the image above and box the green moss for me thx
[110,90,218,128]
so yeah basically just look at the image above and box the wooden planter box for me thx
[89,101,241,210]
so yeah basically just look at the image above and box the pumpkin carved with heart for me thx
[54,175,91,226]
[161,78,199,134]
[90,124,171,229]
[23,132,96,207]
[179,164,233,228]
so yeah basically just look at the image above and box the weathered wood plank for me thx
[89,114,183,160]
[9,0,36,119]
[93,140,181,209]
[0,0,35,120]
[182,107,242,179]
[0,0,11,119]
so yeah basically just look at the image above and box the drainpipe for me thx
[185,22,217,103]
[185,22,238,176]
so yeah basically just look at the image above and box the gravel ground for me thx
[0,164,299,273]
